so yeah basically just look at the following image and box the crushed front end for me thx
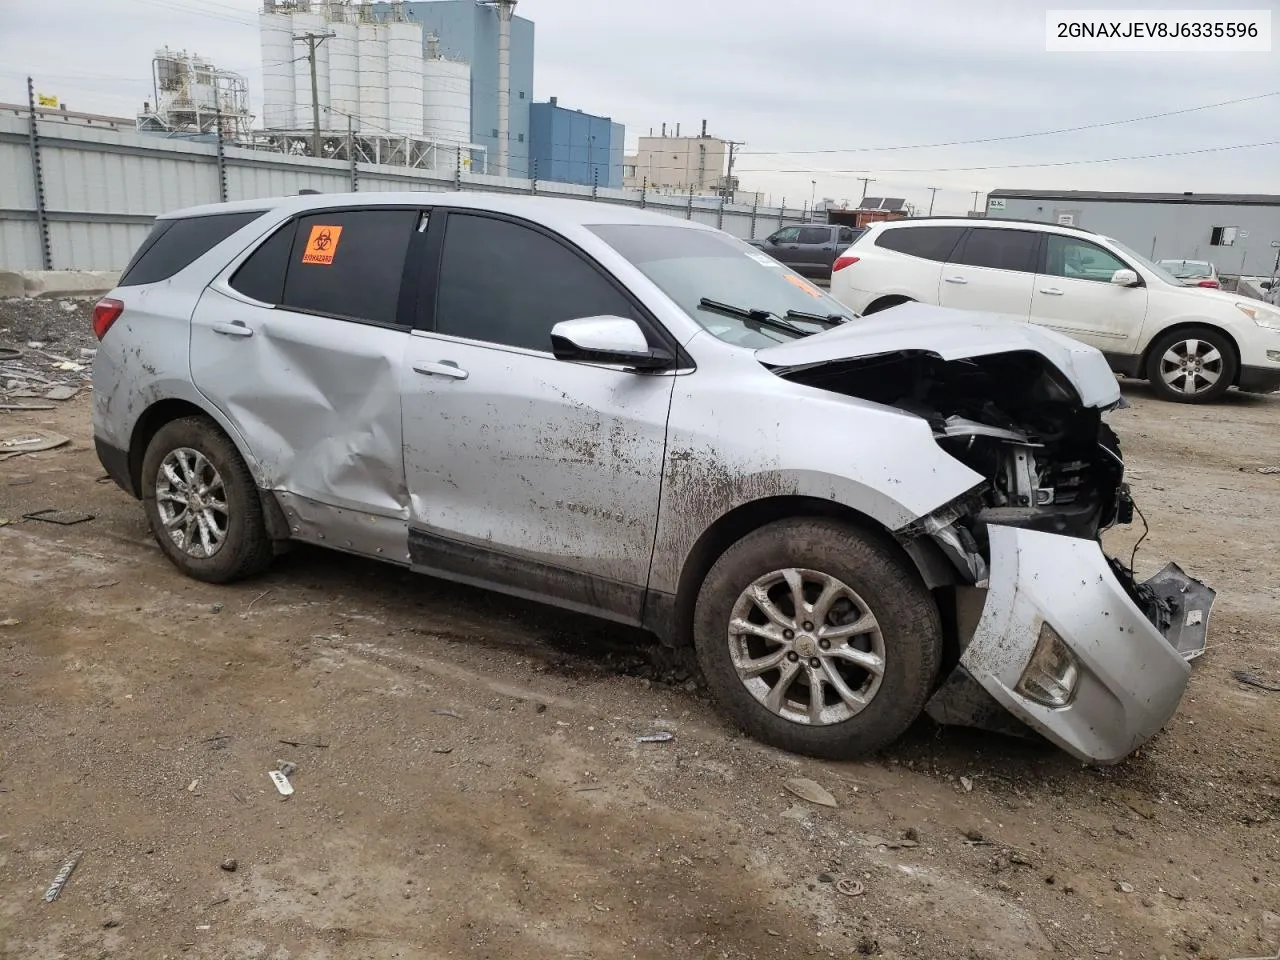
[780,347,1215,764]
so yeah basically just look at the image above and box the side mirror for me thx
[550,316,673,370]
[1262,281,1273,291]
[1111,269,1140,287]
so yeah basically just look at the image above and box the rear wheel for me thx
[693,518,941,759]
[141,416,273,583]
[862,296,913,315]
[1144,326,1237,403]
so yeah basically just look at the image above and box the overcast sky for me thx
[1,0,1276,214]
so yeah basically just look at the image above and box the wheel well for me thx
[665,495,928,649]
[127,399,209,494]
[863,295,913,315]
[1139,322,1242,384]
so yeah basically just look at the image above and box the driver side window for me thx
[434,213,642,353]
[1044,235,1128,282]
[771,227,802,244]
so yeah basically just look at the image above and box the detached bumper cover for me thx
[938,525,1215,764]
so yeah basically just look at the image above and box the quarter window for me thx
[951,228,1040,273]
[874,225,965,262]
[434,213,639,352]
[119,211,263,286]
[1044,236,1129,282]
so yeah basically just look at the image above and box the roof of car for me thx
[158,191,711,232]
[863,215,1098,235]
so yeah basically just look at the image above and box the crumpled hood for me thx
[756,302,1121,409]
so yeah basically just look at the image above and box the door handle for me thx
[212,321,253,338]
[1039,287,1065,296]
[944,276,968,285]
[413,360,469,381]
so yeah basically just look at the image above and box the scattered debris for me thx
[1258,466,1280,475]
[102,918,120,928]
[636,731,674,743]
[766,929,781,937]
[0,618,20,627]
[277,760,297,778]
[23,509,94,526]
[858,835,920,850]
[246,589,273,611]
[963,828,988,842]
[210,603,224,614]
[43,851,84,903]
[432,747,453,754]
[0,403,56,411]
[208,897,231,907]
[783,777,838,808]
[1117,881,1135,893]
[0,431,70,455]
[836,878,866,897]
[187,779,200,793]
[535,703,548,714]
[960,776,974,792]
[43,385,79,401]
[277,738,329,749]
[1233,670,1280,693]
[269,770,294,797]
[433,708,462,719]
[219,858,238,873]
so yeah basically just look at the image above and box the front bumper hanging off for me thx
[927,524,1216,764]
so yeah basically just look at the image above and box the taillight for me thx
[1197,279,1219,288]
[833,255,860,271]
[92,297,124,340]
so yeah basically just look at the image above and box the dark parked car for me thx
[748,224,863,278]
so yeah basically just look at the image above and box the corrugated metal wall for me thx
[1,114,807,272]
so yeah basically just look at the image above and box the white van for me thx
[829,217,1280,403]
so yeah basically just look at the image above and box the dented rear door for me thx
[190,207,422,518]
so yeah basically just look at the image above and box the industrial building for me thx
[373,0,532,177]
[528,97,623,189]
[135,49,253,141]
[987,189,1280,277]
[623,124,733,196]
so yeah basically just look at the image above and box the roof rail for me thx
[874,215,1097,235]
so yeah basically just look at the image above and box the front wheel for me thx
[693,518,942,760]
[141,416,274,583]
[1144,326,1237,403]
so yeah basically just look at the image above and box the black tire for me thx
[693,518,941,760]
[862,296,912,315]
[1144,325,1237,404]
[140,416,273,583]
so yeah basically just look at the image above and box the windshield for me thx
[1105,237,1185,286]
[588,223,857,348]
[1158,260,1212,279]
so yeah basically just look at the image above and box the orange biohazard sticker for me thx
[301,224,343,265]
[783,273,824,298]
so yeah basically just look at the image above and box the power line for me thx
[735,139,1280,176]
[736,90,1280,157]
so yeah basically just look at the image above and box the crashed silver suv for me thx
[91,192,1214,764]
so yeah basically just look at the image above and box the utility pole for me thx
[724,139,744,202]
[927,187,939,216]
[294,29,333,159]
[971,190,981,213]
[857,177,874,206]
[809,180,817,221]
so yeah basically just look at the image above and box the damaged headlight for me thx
[1015,621,1080,707]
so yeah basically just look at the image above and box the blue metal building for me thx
[373,0,534,177]
[528,98,624,189]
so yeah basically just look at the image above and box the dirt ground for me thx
[2,313,1279,959]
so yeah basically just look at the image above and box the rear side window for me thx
[798,227,831,244]
[119,211,262,286]
[875,225,965,262]
[838,227,857,244]
[951,228,1040,273]
[232,209,418,325]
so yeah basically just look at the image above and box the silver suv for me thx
[92,192,1214,764]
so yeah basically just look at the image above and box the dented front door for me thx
[401,210,676,624]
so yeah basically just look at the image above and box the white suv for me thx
[829,218,1280,403]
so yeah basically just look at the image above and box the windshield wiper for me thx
[697,298,810,337]
[784,309,847,327]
